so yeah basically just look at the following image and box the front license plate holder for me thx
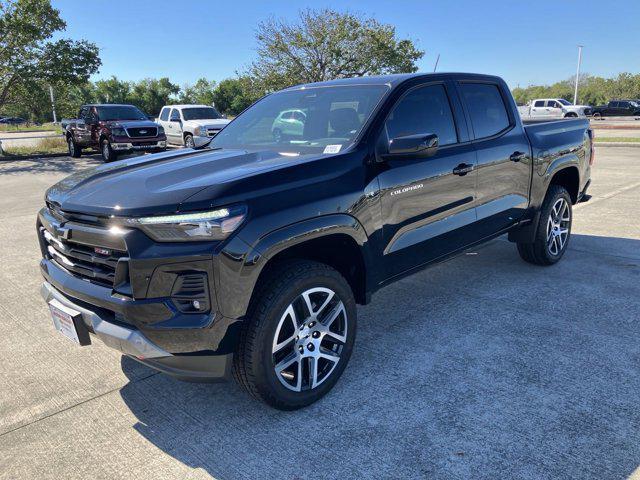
[49,299,91,346]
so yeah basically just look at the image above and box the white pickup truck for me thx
[157,104,230,148]
[518,98,592,119]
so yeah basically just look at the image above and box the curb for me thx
[0,152,69,161]
[593,142,640,148]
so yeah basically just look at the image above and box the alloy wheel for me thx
[272,287,347,392]
[546,197,571,256]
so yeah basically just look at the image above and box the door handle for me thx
[510,151,526,162]
[453,163,474,176]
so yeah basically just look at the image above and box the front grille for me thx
[126,127,158,138]
[584,108,592,116]
[206,128,221,137]
[40,210,129,289]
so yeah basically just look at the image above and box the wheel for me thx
[67,136,81,158]
[184,134,195,148]
[272,128,282,143]
[517,185,572,266]
[101,139,118,162]
[592,112,602,120]
[233,260,357,410]
[564,112,578,118]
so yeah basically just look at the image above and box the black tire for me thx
[272,128,282,143]
[592,112,602,120]
[101,139,118,162]
[564,112,578,118]
[67,136,81,158]
[233,260,357,410]
[184,134,194,148]
[517,184,572,266]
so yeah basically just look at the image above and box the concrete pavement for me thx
[0,148,639,479]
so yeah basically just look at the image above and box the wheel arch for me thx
[549,165,580,204]
[216,215,373,319]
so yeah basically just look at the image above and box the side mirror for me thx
[387,133,439,158]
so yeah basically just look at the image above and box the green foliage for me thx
[212,77,259,116]
[248,8,424,93]
[178,78,217,106]
[0,0,101,114]
[128,78,180,116]
[512,73,640,106]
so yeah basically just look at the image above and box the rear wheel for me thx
[517,185,572,265]
[67,136,81,158]
[233,260,357,410]
[592,112,602,120]
[101,139,118,162]
[564,112,578,118]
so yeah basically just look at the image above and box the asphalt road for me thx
[1,148,639,479]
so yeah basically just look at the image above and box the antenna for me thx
[433,54,440,72]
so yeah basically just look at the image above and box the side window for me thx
[610,102,619,108]
[79,107,88,119]
[170,108,181,121]
[385,84,458,146]
[620,101,630,108]
[547,100,559,108]
[459,83,511,139]
[534,100,545,107]
[159,108,169,121]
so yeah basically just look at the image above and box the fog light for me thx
[192,300,201,310]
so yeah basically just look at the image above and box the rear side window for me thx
[460,83,511,139]
[159,108,169,121]
[534,100,545,107]
[385,84,458,146]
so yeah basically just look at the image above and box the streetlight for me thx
[573,45,583,105]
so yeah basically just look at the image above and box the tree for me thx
[94,76,131,104]
[212,77,259,116]
[0,0,101,114]
[128,77,179,116]
[248,8,424,93]
[178,78,217,106]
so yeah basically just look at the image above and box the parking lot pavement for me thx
[1,148,639,479]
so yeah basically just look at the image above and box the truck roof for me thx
[162,104,213,109]
[282,72,504,91]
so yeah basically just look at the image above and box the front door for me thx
[546,100,563,118]
[166,108,183,144]
[457,81,532,236]
[376,82,479,279]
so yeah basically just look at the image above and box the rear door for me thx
[377,80,479,278]
[457,80,532,237]
[546,100,563,118]
[530,100,547,117]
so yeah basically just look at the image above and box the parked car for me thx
[271,109,307,142]
[518,98,592,119]
[157,104,230,148]
[0,116,27,125]
[38,73,593,410]
[591,100,640,118]
[64,104,167,162]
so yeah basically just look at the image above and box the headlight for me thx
[127,205,247,242]
[157,125,165,135]
[111,127,126,136]
[194,126,207,136]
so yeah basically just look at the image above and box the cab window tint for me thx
[385,84,458,146]
[460,83,511,139]
[159,108,169,121]
[534,100,545,107]
[170,109,181,121]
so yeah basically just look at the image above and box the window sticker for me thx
[323,144,342,154]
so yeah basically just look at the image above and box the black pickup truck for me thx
[591,99,640,118]
[38,73,593,410]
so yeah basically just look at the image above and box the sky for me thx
[51,0,640,89]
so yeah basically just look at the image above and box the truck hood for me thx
[105,119,160,129]
[183,119,230,129]
[45,148,328,217]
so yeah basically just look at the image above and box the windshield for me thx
[558,99,572,106]
[182,107,223,120]
[96,106,147,121]
[210,84,389,155]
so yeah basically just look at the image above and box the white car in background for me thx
[518,98,592,119]
[157,104,230,147]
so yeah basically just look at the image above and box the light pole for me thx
[573,45,583,105]
[49,85,57,124]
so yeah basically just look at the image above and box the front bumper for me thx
[111,140,166,151]
[40,281,233,381]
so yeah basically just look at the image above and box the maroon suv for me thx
[65,104,167,162]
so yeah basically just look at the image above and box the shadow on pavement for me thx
[0,155,103,176]
[118,233,640,479]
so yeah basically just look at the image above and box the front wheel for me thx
[67,136,81,158]
[101,139,118,162]
[592,112,602,120]
[184,134,195,148]
[517,185,572,265]
[233,260,357,410]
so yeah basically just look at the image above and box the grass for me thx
[0,122,60,133]
[593,137,640,143]
[1,136,67,157]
